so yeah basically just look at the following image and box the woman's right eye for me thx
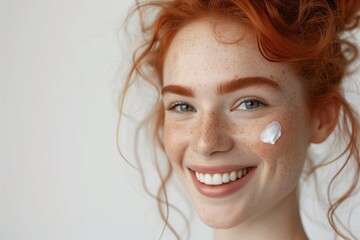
[165,102,196,113]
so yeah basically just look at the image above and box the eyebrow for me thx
[161,77,282,97]
[217,77,281,95]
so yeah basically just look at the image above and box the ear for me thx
[310,97,340,144]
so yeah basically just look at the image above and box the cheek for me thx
[228,116,309,213]
[269,121,307,169]
[232,113,309,170]
[163,120,188,167]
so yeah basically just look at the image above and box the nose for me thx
[191,112,234,157]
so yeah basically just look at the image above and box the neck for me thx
[213,188,307,240]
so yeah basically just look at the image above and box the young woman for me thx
[119,0,360,239]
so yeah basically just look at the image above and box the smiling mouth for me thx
[188,166,257,197]
[194,167,254,186]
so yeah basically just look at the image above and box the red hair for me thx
[119,0,360,239]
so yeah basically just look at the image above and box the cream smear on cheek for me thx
[260,121,282,145]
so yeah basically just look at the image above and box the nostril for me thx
[191,131,234,156]
[191,113,234,155]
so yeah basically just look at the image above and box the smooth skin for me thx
[161,18,338,240]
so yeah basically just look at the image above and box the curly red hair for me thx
[119,0,360,239]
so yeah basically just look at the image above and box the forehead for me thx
[163,19,301,93]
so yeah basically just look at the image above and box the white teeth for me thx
[204,174,213,185]
[199,173,204,183]
[212,173,223,185]
[222,173,230,183]
[230,171,237,181]
[195,167,253,186]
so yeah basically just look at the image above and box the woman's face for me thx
[162,19,314,228]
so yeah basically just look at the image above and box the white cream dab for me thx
[260,121,282,145]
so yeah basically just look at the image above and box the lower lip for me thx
[190,168,256,198]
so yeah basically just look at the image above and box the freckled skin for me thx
[162,19,311,239]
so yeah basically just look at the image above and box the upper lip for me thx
[188,164,256,174]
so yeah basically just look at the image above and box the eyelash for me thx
[165,101,196,113]
[165,97,267,113]
[232,97,267,112]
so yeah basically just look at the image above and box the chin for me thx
[198,211,245,229]
[204,220,238,229]
[193,199,251,229]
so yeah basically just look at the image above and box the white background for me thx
[1,0,360,239]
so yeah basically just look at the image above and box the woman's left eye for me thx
[235,98,266,111]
